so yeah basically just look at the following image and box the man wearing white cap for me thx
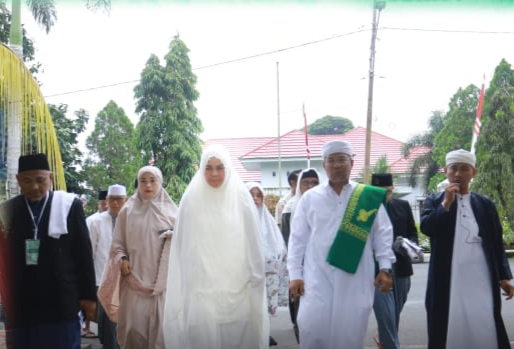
[89,184,128,349]
[421,149,514,349]
[287,140,396,349]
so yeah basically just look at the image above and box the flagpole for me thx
[276,62,282,196]
[470,74,485,155]
[303,103,311,168]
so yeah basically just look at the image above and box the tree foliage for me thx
[83,100,140,194]
[134,34,203,201]
[472,59,514,232]
[0,2,39,71]
[373,155,390,174]
[403,110,445,191]
[307,115,354,135]
[48,104,88,193]
[432,84,480,165]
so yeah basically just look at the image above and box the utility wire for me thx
[43,26,514,99]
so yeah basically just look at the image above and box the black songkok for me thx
[98,190,108,201]
[18,153,50,173]
[371,173,393,187]
[302,169,319,179]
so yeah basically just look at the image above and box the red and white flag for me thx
[303,103,311,166]
[470,74,485,154]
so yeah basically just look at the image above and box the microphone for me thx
[453,179,462,196]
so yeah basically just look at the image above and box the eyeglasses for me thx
[301,180,319,187]
[108,197,126,202]
[326,156,352,165]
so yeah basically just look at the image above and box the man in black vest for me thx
[0,153,97,349]
[371,173,418,349]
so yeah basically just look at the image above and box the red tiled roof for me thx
[204,127,431,181]
[203,136,274,182]
[389,146,431,174]
[241,127,420,176]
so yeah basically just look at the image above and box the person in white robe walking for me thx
[287,140,396,349]
[90,184,128,348]
[163,144,269,349]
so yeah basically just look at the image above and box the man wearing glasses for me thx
[89,184,128,349]
[287,140,395,349]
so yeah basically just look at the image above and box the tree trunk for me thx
[6,0,23,198]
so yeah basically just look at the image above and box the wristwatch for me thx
[380,268,393,277]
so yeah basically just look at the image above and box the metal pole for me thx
[364,1,385,184]
[276,62,282,196]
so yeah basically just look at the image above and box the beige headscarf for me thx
[98,166,178,322]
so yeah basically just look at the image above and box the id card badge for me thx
[25,239,40,265]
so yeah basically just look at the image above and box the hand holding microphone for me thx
[442,179,461,211]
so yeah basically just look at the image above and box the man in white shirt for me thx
[275,169,301,228]
[89,184,127,349]
[86,190,108,230]
[287,140,395,349]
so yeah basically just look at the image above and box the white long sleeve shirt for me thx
[287,181,395,349]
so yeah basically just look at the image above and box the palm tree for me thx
[3,0,109,198]
[402,110,445,192]
[4,0,56,197]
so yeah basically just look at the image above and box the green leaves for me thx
[134,34,203,202]
[307,115,354,135]
[83,100,140,194]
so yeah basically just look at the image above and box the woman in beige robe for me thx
[105,166,178,349]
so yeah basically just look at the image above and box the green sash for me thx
[326,184,386,273]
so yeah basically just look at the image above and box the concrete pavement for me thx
[6,257,514,348]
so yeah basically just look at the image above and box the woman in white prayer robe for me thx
[163,144,269,349]
[246,182,288,316]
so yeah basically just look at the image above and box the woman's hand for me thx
[121,257,131,276]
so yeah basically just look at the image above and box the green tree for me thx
[134,34,203,201]
[0,2,37,63]
[403,110,445,192]
[307,115,354,135]
[432,84,480,165]
[473,59,514,234]
[373,155,390,174]
[3,0,109,198]
[83,100,140,194]
[48,104,89,194]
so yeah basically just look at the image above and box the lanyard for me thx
[25,194,50,239]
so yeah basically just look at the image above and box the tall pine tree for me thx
[134,34,203,201]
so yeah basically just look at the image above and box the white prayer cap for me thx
[445,149,476,167]
[107,184,127,197]
[322,140,353,158]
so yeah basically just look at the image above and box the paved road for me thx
[5,258,514,349]
[271,258,514,349]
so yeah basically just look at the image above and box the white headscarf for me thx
[164,144,268,349]
[246,182,286,262]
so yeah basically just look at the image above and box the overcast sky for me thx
[20,0,514,148]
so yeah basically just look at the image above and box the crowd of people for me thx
[0,143,513,349]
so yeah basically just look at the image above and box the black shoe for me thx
[269,336,278,346]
